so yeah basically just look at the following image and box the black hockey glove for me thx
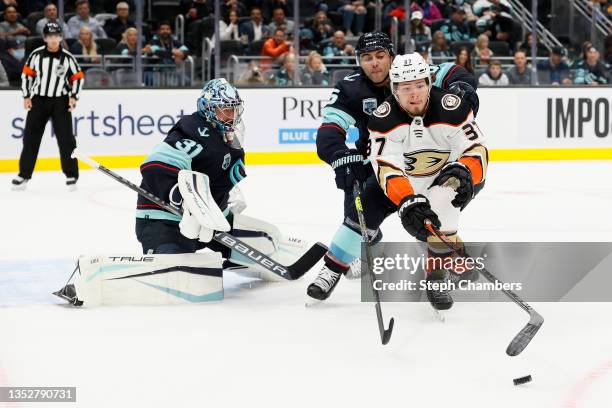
[431,162,474,210]
[448,81,479,116]
[398,195,441,242]
[330,149,372,191]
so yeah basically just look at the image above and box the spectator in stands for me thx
[222,0,247,18]
[36,3,71,38]
[237,60,266,84]
[150,21,189,65]
[519,32,548,57]
[308,10,334,45]
[321,30,354,65]
[115,27,152,57]
[0,5,28,60]
[338,1,367,36]
[70,26,101,66]
[68,0,108,39]
[182,0,212,25]
[267,6,294,34]
[506,49,535,85]
[0,60,8,86]
[478,59,509,85]
[104,2,136,43]
[488,4,513,44]
[429,30,454,61]
[218,10,241,41]
[572,44,609,85]
[411,0,443,26]
[240,6,269,42]
[410,11,431,43]
[0,38,19,83]
[455,46,474,73]
[472,33,493,66]
[261,28,291,66]
[537,46,571,85]
[417,41,432,64]
[605,34,612,65]
[439,6,473,42]
[301,51,330,85]
[473,0,512,17]
[274,52,298,86]
[445,0,477,22]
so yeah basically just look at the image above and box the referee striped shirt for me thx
[21,46,85,99]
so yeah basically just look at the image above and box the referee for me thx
[12,22,84,191]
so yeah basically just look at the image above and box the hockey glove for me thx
[431,162,474,210]
[330,149,372,191]
[398,195,441,242]
[448,81,479,116]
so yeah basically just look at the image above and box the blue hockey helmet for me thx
[197,78,244,133]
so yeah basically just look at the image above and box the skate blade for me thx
[432,308,446,322]
[305,297,324,308]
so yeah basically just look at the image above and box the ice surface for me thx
[1,161,612,408]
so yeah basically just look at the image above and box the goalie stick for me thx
[73,150,327,281]
[353,182,394,345]
[424,221,544,356]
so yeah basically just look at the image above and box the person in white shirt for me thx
[67,0,108,39]
[478,60,509,85]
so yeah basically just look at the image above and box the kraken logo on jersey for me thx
[441,94,461,111]
[222,153,231,170]
[403,150,450,177]
[198,127,210,137]
[373,101,391,118]
[362,98,378,115]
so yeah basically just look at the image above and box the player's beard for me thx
[403,97,429,117]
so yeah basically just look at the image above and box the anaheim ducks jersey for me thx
[366,86,488,206]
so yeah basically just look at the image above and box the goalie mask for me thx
[197,78,245,143]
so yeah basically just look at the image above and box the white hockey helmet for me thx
[389,53,432,96]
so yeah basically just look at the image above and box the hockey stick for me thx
[353,182,394,345]
[73,150,327,281]
[423,221,544,356]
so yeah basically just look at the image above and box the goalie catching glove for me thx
[177,170,231,242]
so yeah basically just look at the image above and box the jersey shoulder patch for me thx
[368,96,407,134]
[424,87,472,127]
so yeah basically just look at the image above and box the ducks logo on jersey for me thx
[442,94,461,110]
[373,101,391,118]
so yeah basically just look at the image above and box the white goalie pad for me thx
[178,170,231,232]
[228,214,311,282]
[73,253,223,306]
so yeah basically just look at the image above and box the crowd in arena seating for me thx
[0,0,610,87]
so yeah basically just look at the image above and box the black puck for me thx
[513,375,532,386]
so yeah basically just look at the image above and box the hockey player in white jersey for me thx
[308,52,488,310]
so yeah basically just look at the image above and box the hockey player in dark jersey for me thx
[134,79,311,279]
[308,53,488,310]
[307,32,395,300]
[135,78,247,255]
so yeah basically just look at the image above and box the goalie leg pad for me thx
[73,253,223,306]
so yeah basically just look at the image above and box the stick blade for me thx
[286,242,328,280]
[382,318,395,345]
[506,312,544,356]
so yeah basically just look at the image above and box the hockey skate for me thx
[307,265,344,301]
[425,270,453,311]
[66,177,77,191]
[11,176,28,191]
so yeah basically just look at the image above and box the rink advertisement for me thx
[0,87,611,171]
[362,242,612,302]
